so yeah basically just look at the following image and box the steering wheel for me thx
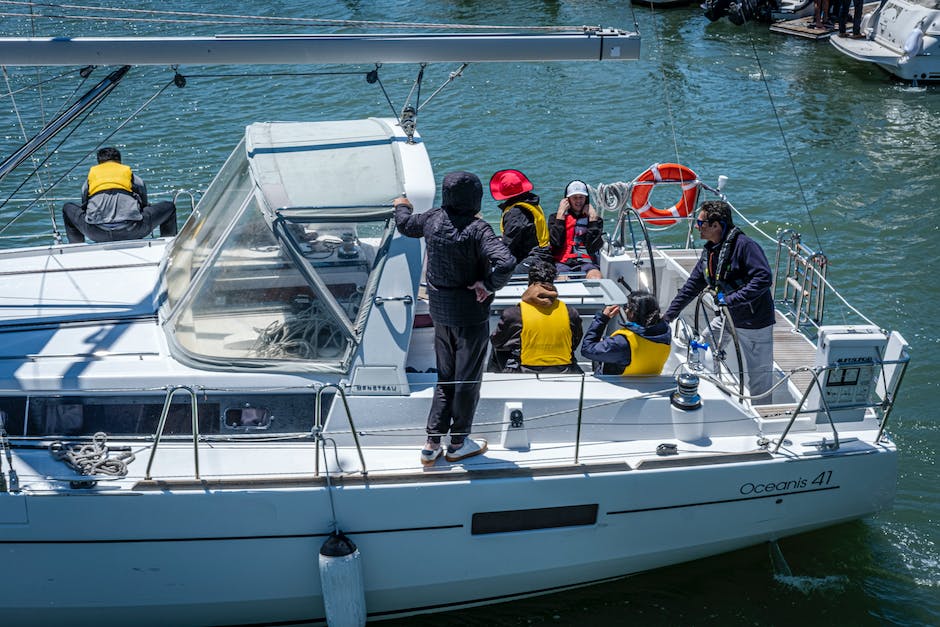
[693,291,745,401]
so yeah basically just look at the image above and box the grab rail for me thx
[774,230,828,330]
[314,383,367,477]
[144,385,201,480]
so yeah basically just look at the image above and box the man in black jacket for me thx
[394,171,516,465]
[663,200,775,404]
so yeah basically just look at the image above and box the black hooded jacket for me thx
[395,171,516,326]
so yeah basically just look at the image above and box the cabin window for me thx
[165,190,393,369]
[165,140,252,310]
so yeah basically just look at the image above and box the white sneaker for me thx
[445,438,488,462]
[420,445,444,466]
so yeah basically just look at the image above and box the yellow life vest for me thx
[610,328,671,375]
[519,299,572,367]
[501,200,550,248]
[87,161,133,197]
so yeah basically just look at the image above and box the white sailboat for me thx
[0,26,909,626]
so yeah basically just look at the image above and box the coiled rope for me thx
[49,432,135,477]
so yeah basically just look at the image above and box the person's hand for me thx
[393,196,412,208]
[602,304,620,318]
[716,291,727,305]
[468,280,492,303]
[557,198,569,218]
[587,204,598,221]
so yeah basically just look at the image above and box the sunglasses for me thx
[696,219,708,227]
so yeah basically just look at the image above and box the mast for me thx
[0,30,640,66]
[0,66,130,183]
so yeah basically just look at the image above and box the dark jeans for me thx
[839,0,863,34]
[62,201,178,243]
[426,321,489,446]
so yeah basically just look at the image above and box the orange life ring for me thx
[630,163,700,227]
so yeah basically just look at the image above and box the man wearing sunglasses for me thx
[663,201,775,405]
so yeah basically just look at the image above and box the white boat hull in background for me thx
[831,0,940,81]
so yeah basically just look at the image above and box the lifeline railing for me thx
[6,348,908,485]
[141,382,368,481]
[771,352,910,453]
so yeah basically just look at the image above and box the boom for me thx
[0,30,640,66]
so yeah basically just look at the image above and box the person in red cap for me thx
[549,179,604,279]
[489,169,552,274]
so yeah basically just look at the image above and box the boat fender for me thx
[319,531,366,627]
[903,29,924,59]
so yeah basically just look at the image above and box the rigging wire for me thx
[0,1,586,30]
[417,63,468,112]
[0,76,176,237]
[744,26,824,254]
[369,65,402,124]
[4,66,96,238]
[0,64,62,236]
[0,67,84,99]
[404,63,425,115]
[646,4,684,168]
[0,88,110,241]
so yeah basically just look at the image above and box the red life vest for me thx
[555,213,593,264]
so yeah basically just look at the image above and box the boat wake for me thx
[769,541,849,593]
[773,573,850,594]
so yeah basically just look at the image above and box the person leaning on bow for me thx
[490,259,583,375]
[393,171,516,466]
[661,200,775,404]
[62,146,178,244]
[549,179,604,279]
[581,290,671,375]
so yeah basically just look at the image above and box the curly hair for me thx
[527,259,557,285]
[698,200,733,227]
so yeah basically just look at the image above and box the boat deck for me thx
[657,248,817,396]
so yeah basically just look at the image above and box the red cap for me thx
[489,169,533,201]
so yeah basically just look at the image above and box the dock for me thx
[770,17,835,40]
[770,2,879,40]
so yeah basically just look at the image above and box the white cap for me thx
[565,180,589,197]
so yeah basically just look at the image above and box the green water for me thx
[1,1,938,625]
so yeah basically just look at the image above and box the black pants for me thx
[838,0,863,35]
[62,201,178,243]
[426,321,489,445]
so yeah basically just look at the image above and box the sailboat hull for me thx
[0,443,895,625]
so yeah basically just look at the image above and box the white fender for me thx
[903,29,924,57]
[319,532,367,627]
